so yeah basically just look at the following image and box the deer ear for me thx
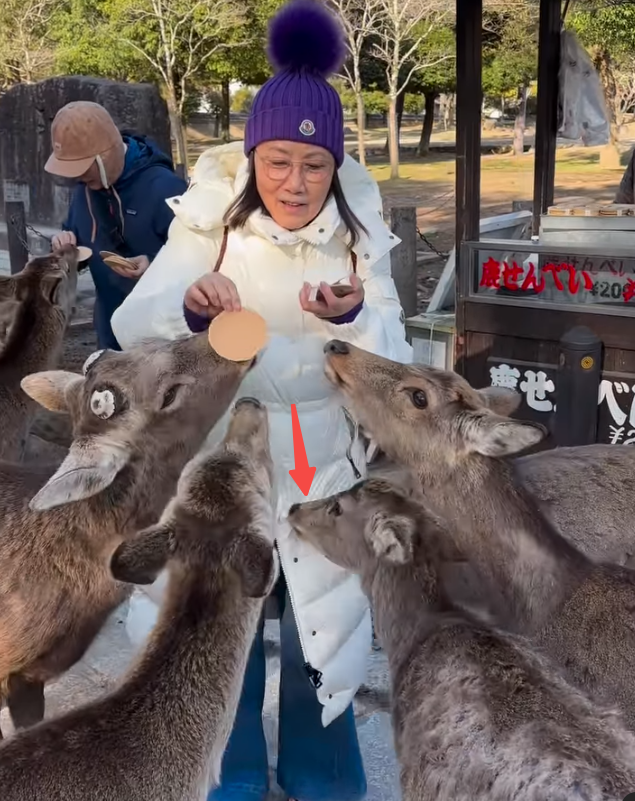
[21,371,82,413]
[463,412,547,457]
[110,523,175,585]
[364,511,415,564]
[29,437,131,511]
[477,386,522,416]
[226,532,279,598]
[38,271,65,305]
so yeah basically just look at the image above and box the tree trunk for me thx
[417,91,437,157]
[356,89,367,166]
[383,90,405,156]
[593,48,621,168]
[388,94,400,180]
[446,94,455,129]
[513,84,528,157]
[166,87,188,172]
[221,81,231,143]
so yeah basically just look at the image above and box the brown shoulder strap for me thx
[350,250,357,275]
[213,226,229,273]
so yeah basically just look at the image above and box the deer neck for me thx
[87,441,204,540]
[364,547,455,676]
[122,564,264,784]
[414,457,587,632]
[0,318,67,461]
[2,311,66,386]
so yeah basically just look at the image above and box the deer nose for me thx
[288,503,300,515]
[324,340,349,355]
[234,397,263,411]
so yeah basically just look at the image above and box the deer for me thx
[368,426,635,569]
[0,331,255,738]
[0,397,277,801]
[322,339,635,729]
[515,443,635,567]
[0,244,79,463]
[288,477,635,801]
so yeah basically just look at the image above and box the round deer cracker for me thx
[208,308,267,362]
[76,246,92,261]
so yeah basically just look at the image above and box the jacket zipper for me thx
[276,541,324,689]
[343,407,362,480]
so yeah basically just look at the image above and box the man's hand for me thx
[106,254,150,279]
[126,255,150,277]
[51,231,77,251]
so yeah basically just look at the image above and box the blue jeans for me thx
[208,577,367,801]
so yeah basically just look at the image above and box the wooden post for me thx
[455,0,483,375]
[5,201,29,274]
[532,0,561,236]
[455,0,483,250]
[390,206,418,318]
[174,163,187,181]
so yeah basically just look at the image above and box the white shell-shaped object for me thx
[82,349,106,375]
[90,388,115,419]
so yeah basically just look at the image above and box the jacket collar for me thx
[183,142,400,267]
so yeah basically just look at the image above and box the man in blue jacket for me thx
[46,100,188,350]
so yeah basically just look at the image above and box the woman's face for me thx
[254,141,336,231]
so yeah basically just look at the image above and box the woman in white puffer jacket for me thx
[111,3,412,799]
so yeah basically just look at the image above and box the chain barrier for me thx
[8,214,53,255]
[416,226,449,260]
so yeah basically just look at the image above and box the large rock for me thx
[0,76,172,229]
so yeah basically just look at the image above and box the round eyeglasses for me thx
[255,151,333,183]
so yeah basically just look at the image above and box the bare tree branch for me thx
[371,0,453,177]
[0,0,58,85]
[329,0,383,165]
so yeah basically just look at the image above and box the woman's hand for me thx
[184,273,242,318]
[299,274,364,319]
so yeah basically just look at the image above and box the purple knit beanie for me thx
[244,0,346,167]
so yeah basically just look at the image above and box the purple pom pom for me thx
[268,0,346,77]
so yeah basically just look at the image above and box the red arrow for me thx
[289,403,316,496]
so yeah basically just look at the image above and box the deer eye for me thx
[161,385,180,409]
[408,389,428,410]
[329,500,342,517]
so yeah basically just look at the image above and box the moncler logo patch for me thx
[299,119,316,136]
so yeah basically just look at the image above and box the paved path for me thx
[0,598,401,801]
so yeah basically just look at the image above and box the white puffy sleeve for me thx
[111,219,221,348]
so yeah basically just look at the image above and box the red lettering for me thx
[542,262,564,291]
[502,260,523,290]
[624,278,635,303]
[520,262,545,293]
[480,257,501,289]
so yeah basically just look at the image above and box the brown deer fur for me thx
[0,245,78,462]
[0,398,277,801]
[515,443,635,565]
[289,477,635,801]
[0,332,253,736]
[323,340,635,729]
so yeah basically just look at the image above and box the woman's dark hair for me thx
[223,152,368,247]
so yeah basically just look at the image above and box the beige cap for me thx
[45,101,122,178]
